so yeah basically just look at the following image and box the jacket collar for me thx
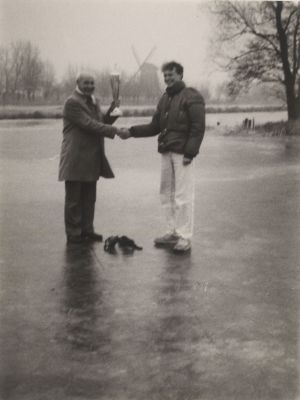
[75,87,97,105]
[166,80,185,96]
[72,91,97,114]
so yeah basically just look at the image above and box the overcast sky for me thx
[1,0,223,86]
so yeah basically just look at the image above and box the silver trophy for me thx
[109,72,123,117]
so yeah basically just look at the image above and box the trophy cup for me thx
[109,71,123,117]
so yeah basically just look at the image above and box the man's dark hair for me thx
[161,61,184,76]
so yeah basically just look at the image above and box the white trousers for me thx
[160,152,195,240]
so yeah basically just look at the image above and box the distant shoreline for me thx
[0,104,286,120]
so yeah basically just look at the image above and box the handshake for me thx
[115,127,131,140]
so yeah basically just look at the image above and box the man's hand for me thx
[117,128,131,140]
[107,99,121,114]
[112,99,120,108]
[183,157,192,165]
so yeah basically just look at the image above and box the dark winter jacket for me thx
[59,91,118,181]
[129,81,205,159]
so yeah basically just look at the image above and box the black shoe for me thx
[67,235,85,244]
[82,232,103,242]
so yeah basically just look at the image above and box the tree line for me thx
[0,41,162,105]
[0,41,279,108]
[0,41,232,107]
[0,41,56,104]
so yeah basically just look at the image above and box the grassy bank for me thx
[0,105,62,119]
[0,104,286,120]
[223,120,300,136]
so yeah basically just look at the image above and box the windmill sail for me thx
[126,45,161,102]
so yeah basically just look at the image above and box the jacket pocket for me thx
[176,106,188,124]
[158,130,186,153]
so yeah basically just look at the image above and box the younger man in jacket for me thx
[119,61,205,252]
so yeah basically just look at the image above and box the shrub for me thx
[32,111,45,119]
[256,120,300,136]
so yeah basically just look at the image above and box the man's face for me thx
[77,75,95,95]
[163,68,182,88]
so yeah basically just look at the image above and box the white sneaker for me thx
[154,233,179,246]
[173,237,191,252]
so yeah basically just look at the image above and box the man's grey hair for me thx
[76,71,95,84]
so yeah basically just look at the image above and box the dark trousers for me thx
[64,181,97,237]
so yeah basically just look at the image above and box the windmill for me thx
[128,46,161,102]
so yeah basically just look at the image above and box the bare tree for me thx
[21,42,44,100]
[10,42,26,98]
[0,41,59,104]
[95,69,111,101]
[213,1,300,120]
[0,46,13,104]
[61,65,80,95]
[41,61,56,100]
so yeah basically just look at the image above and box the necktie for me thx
[86,96,93,107]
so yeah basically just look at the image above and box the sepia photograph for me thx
[0,0,299,399]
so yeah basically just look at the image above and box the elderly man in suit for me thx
[59,72,120,244]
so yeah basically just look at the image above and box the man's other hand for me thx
[108,99,121,114]
[183,157,192,165]
[112,99,120,108]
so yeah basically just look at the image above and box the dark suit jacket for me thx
[59,91,118,181]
